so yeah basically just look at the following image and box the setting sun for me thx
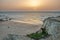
[29,0,40,7]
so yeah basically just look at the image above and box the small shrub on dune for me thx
[27,28,48,40]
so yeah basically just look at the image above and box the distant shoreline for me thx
[0,11,60,13]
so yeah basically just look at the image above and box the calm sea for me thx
[0,12,60,25]
[0,12,60,18]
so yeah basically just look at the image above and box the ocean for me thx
[0,12,60,18]
[0,12,60,25]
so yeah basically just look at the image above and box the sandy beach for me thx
[0,21,41,40]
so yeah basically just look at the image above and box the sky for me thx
[0,0,60,11]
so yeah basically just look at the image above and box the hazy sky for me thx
[0,0,60,11]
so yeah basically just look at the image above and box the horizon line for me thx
[0,10,60,13]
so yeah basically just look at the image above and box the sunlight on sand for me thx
[11,19,43,25]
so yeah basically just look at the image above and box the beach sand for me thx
[0,21,41,40]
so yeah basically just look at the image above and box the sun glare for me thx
[28,0,40,7]
[26,0,42,10]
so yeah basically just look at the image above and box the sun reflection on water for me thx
[10,13,43,25]
[11,17,43,25]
